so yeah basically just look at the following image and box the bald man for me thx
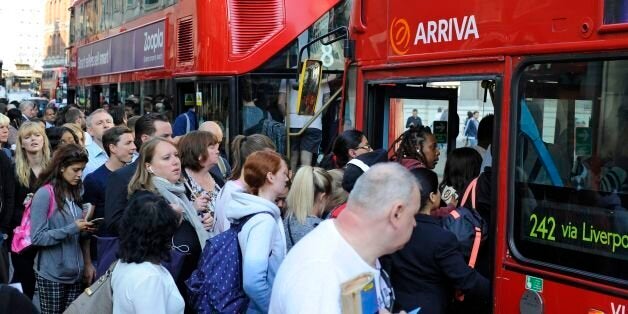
[199,121,232,181]
[199,121,222,139]
[270,163,421,313]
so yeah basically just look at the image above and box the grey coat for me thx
[283,215,322,251]
[30,185,84,284]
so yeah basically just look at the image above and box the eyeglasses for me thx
[356,144,372,151]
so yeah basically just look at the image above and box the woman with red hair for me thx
[225,150,289,313]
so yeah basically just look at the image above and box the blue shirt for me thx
[84,141,108,178]
[173,109,197,136]
[83,164,113,221]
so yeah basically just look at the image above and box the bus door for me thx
[366,80,496,178]
[175,77,233,151]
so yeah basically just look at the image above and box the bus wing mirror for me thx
[296,59,323,116]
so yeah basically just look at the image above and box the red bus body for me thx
[68,0,339,91]
[67,0,627,312]
[351,0,627,313]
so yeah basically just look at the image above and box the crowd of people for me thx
[0,99,494,314]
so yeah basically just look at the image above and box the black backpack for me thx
[441,178,487,266]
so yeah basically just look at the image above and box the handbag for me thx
[63,260,119,314]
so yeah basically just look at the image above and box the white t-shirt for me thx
[280,79,325,130]
[269,220,387,314]
[112,261,184,314]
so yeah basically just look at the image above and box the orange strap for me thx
[459,178,478,209]
[455,227,482,302]
[468,227,482,268]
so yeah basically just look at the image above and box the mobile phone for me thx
[441,186,458,204]
[82,203,94,219]
[89,217,104,225]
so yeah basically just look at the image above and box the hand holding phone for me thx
[441,186,459,205]
[88,217,104,225]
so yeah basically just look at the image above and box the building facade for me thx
[42,0,71,102]
[0,0,45,99]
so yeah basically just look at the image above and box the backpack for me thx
[441,178,487,265]
[186,213,264,314]
[441,178,487,301]
[11,184,56,254]
[262,114,286,155]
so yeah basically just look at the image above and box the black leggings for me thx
[10,250,37,299]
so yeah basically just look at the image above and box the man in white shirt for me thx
[269,163,421,314]
[83,109,114,177]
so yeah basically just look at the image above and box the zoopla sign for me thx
[77,20,166,78]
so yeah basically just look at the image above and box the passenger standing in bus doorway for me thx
[279,77,328,172]
[464,111,479,147]
[172,103,197,137]
[406,108,423,128]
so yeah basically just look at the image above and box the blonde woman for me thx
[0,113,12,158]
[10,122,51,299]
[283,166,332,250]
[127,137,210,305]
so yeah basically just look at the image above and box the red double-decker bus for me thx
[68,0,627,312]
[347,0,628,313]
[67,0,351,156]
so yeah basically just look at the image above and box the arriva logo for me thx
[144,27,164,53]
[390,15,480,55]
[390,17,411,55]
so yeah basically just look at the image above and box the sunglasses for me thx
[356,144,372,151]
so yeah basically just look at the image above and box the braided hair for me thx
[389,125,433,165]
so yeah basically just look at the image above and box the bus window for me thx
[513,59,628,285]
[604,0,628,24]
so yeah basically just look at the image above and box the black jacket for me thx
[103,160,138,236]
[388,215,489,314]
[0,153,15,235]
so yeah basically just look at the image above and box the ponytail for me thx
[230,135,246,180]
[231,134,276,180]
[286,166,332,223]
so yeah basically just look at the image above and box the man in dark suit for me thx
[103,113,173,235]
[18,101,37,123]
[406,108,423,128]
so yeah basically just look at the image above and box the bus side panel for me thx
[495,268,628,313]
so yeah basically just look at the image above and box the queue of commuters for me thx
[0,99,492,314]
